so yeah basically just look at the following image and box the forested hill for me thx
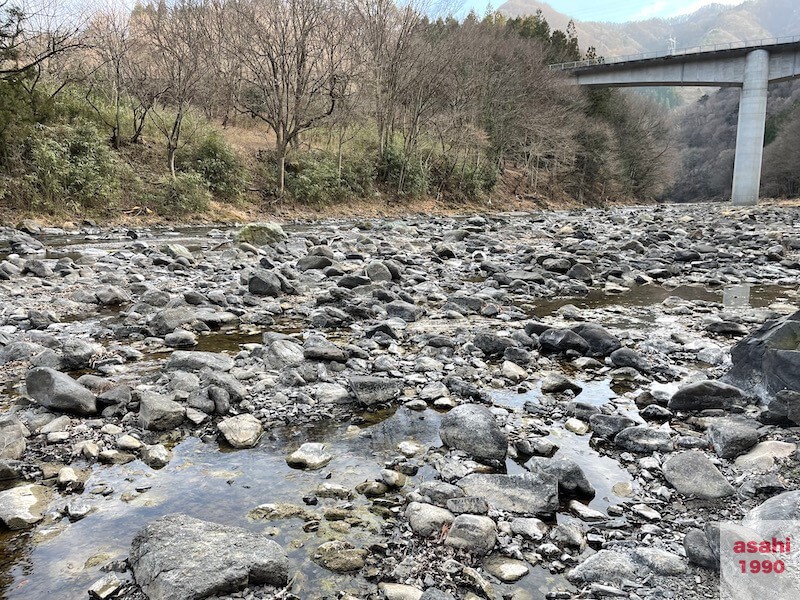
[0,1,675,221]
[498,0,800,57]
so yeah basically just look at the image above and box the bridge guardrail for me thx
[548,34,800,71]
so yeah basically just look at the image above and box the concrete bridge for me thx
[549,36,800,206]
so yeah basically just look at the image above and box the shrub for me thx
[179,132,246,201]
[155,172,211,214]
[378,145,428,197]
[22,121,119,213]
[284,149,375,205]
[429,154,497,201]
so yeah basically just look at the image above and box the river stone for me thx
[349,376,402,406]
[419,590,455,600]
[571,324,621,357]
[661,451,734,499]
[0,484,52,529]
[406,502,454,537]
[286,442,332,469]
[386,300,423,322]
[614,425,673,453]
[439,404,508,464]
[725,310,800,398]
[0,416,27,460]
[263,339,305,368]
[365,261,393,282]
[510,517,548,540]
[378,583,424,600]
[165,351,234,372]
[141,444,172,469]
[417,481,464,506]
[539,329,591,355]
[235,222,287,246]
[473,333,517,357]
[567,550,637,584]
[541,373,582,394]
[525,455,595,498]
[248,269,282,296]
[667,380,750,411]
[149,307,197,336]
[444,514,496,554]
[313,541,368,572]
[218,414,263,449]
[735,441,797,472]
[609,347,650,372]
[589,414,637,439]
[634,548,686,575]
[296,255,333,271]
[130,513,288,599]
[457,472,559,516]
[684,527,719,570]
[483,556,529,582]
[706,418,759,459]
[742,490,800,525]
[139,392,185,431]
[164,329,197,348]
[303,335,347,362]
[25,367,97,415]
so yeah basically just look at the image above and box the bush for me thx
[155,172,211,214]
[179,132,246,201]
[283,149,375,205]
[21,121,119,213]
[378,145,428,197]
[429,154,497,201]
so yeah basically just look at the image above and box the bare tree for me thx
[230,0,354,195]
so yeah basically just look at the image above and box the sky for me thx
[461,0,748,21]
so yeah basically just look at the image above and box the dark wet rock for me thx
[706,321,749,336]
[25,367,97,415]
[640,404,673,421]
[706,418,760,459]
[349,376,402,407]
[218,414,263,449]
[566,262,593,283]
[725,310,800,399]
[139,392,185,431]
[165,351,234,372]
[473,333,518,357]
[313,540,368,573]
[589,414,637,440]
[248,269,282,296]
[130,513,288,599]
[444,514,496,554]
[385,300,423,322]
[567,550,637,584]
[539,329,590,355]
[149,307,197,336]
[439,404,507,464]
[571,324,621,357]
[433,242,456,259]
[235,222,287,246]
[667,380,751,411]
[614,425,673,453]
[684,527,719,570]
[457,472,559,516]
[0,460,22,481]
[0,484,52,529]
[303,335,347,362]
[609,347,650,372]
[662,451,734,499]
[0,416,27,460]
[525,455,595,499]
[540,373,582,394]
[406,502,454,537]
[296,255,333,271]
[338,274,371,289]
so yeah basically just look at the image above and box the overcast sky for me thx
[464,0,748,21]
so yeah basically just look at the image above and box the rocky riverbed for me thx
[0,203,799,600]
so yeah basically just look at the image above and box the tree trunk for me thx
[168,144,177,178]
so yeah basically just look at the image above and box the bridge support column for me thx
[731,49,769,206]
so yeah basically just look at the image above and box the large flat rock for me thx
[130,513,289,600]
[457,472,558,516]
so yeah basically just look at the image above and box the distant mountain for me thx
[498,0,800,59]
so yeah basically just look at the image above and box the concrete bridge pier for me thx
[731,49,770,206]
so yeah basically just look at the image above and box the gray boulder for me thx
[525,455,595,499]
[707,418,759,459]
[406,502,454,537]
[149,307,197,336]
[444,514,496,554]
[571,324,621,357]
[165,351,234,372]
[303,335,347,362]
[349,376,402,407]
[457,472,559,516]
[439,404,507,464]
[661,451,734,499]
[539,329,591,355]
[235,222,287,246]
[668,380,751,411]
[25,367,97,415]
[130,514,288,600]
[139,392,185,431]
[567,550,637,584]
[589,414,637,440]
[218,414,263,449]
[0,416,27,460]
[614,425,673,453]
[248,269,282,297]
[725,310,800,398]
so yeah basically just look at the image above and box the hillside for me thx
[498,0,800,58]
